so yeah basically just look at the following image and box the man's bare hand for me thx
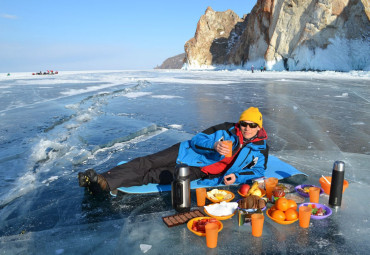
[214,141,231,156]
[223,174,236,185]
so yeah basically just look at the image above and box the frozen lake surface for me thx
[0,70,369,254]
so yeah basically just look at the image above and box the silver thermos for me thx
[329,161,345,208]
[171,164,191,212]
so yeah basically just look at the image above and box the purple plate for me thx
[295,184,324,198]
[236,199,266,211]
[299,202,332,220]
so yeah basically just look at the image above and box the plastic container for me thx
[319,176,348,195]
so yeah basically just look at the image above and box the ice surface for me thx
[0,70,369,254]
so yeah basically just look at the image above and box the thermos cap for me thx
[333,161,345,172]
[176,164,190,178]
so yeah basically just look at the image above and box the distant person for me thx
[251,65,254,73]
[260,66,263,72]
[78,107,269,195]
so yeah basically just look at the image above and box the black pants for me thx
[101,143,208,190]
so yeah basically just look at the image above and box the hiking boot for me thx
[78,169,110,196]
[78,169,98,187]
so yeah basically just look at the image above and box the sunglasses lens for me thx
[240,121,258,128]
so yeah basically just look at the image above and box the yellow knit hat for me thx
[239,107,263,127]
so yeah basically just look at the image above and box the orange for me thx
[271,209,286,221]
[270,205,277,212]
[276,197,289,212]
[287,199,297,210]
[285,208,298,221]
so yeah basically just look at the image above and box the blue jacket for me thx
[176,122,269,185]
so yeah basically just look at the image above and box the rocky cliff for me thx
[155,53,186,69]
[184,0,370,71]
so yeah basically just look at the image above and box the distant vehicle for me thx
[32,70,58,75]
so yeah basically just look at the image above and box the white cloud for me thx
[1,13,18,19]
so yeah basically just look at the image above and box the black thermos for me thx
[171,164,191,212]
[329,161,345,208]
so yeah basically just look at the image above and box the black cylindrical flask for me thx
[171,164,191,212]
[329,161,345,208]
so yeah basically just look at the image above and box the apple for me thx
[239,184,250,195]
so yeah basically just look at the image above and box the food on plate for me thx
[270,205,277,212]
[191,218,220,233]
[297,185,314,194]
[204,201,238,216]
[238,182,263,197]
[207,189,232,201]
[276,183,294,193]
[272,187,285,199]
[285,208,298,221]
[247,181,259,196]
[276,197,289,211]
[308,204,327,216]
[285,193,305,204]
[286,199,298,210]
[251,188,262,197]
[238,184,250,196]
[271,210,286,221]
[268,197,299,223]
[238,195,266,210]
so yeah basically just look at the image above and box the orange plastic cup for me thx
[299,206,311,228]
[205,223,219,248]
[264,177,278,200]
[251,214,264,237]
[308,187,320,203]
[196,188,207,207]
[223,140,233,157]
[319,176,349,195]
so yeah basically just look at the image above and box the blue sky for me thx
[1,0,257,72]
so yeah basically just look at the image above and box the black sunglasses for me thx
[240,121,258,128]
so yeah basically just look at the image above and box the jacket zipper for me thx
[238,147,251,168]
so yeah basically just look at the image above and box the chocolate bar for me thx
[162,210,206,228]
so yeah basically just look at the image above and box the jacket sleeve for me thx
[190,122,235,155]
[190,132,220,154]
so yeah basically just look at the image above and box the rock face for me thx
[184,7,247,68]
[155,53,186,69]
[184,0,370,71]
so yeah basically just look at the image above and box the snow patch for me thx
[151,95,182,99]
[140,244,152,253]
[124,92,152,98]
[335,93,349,98]
[168,124,182,129]
[352,122,365,126]
[42,176,59,186]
